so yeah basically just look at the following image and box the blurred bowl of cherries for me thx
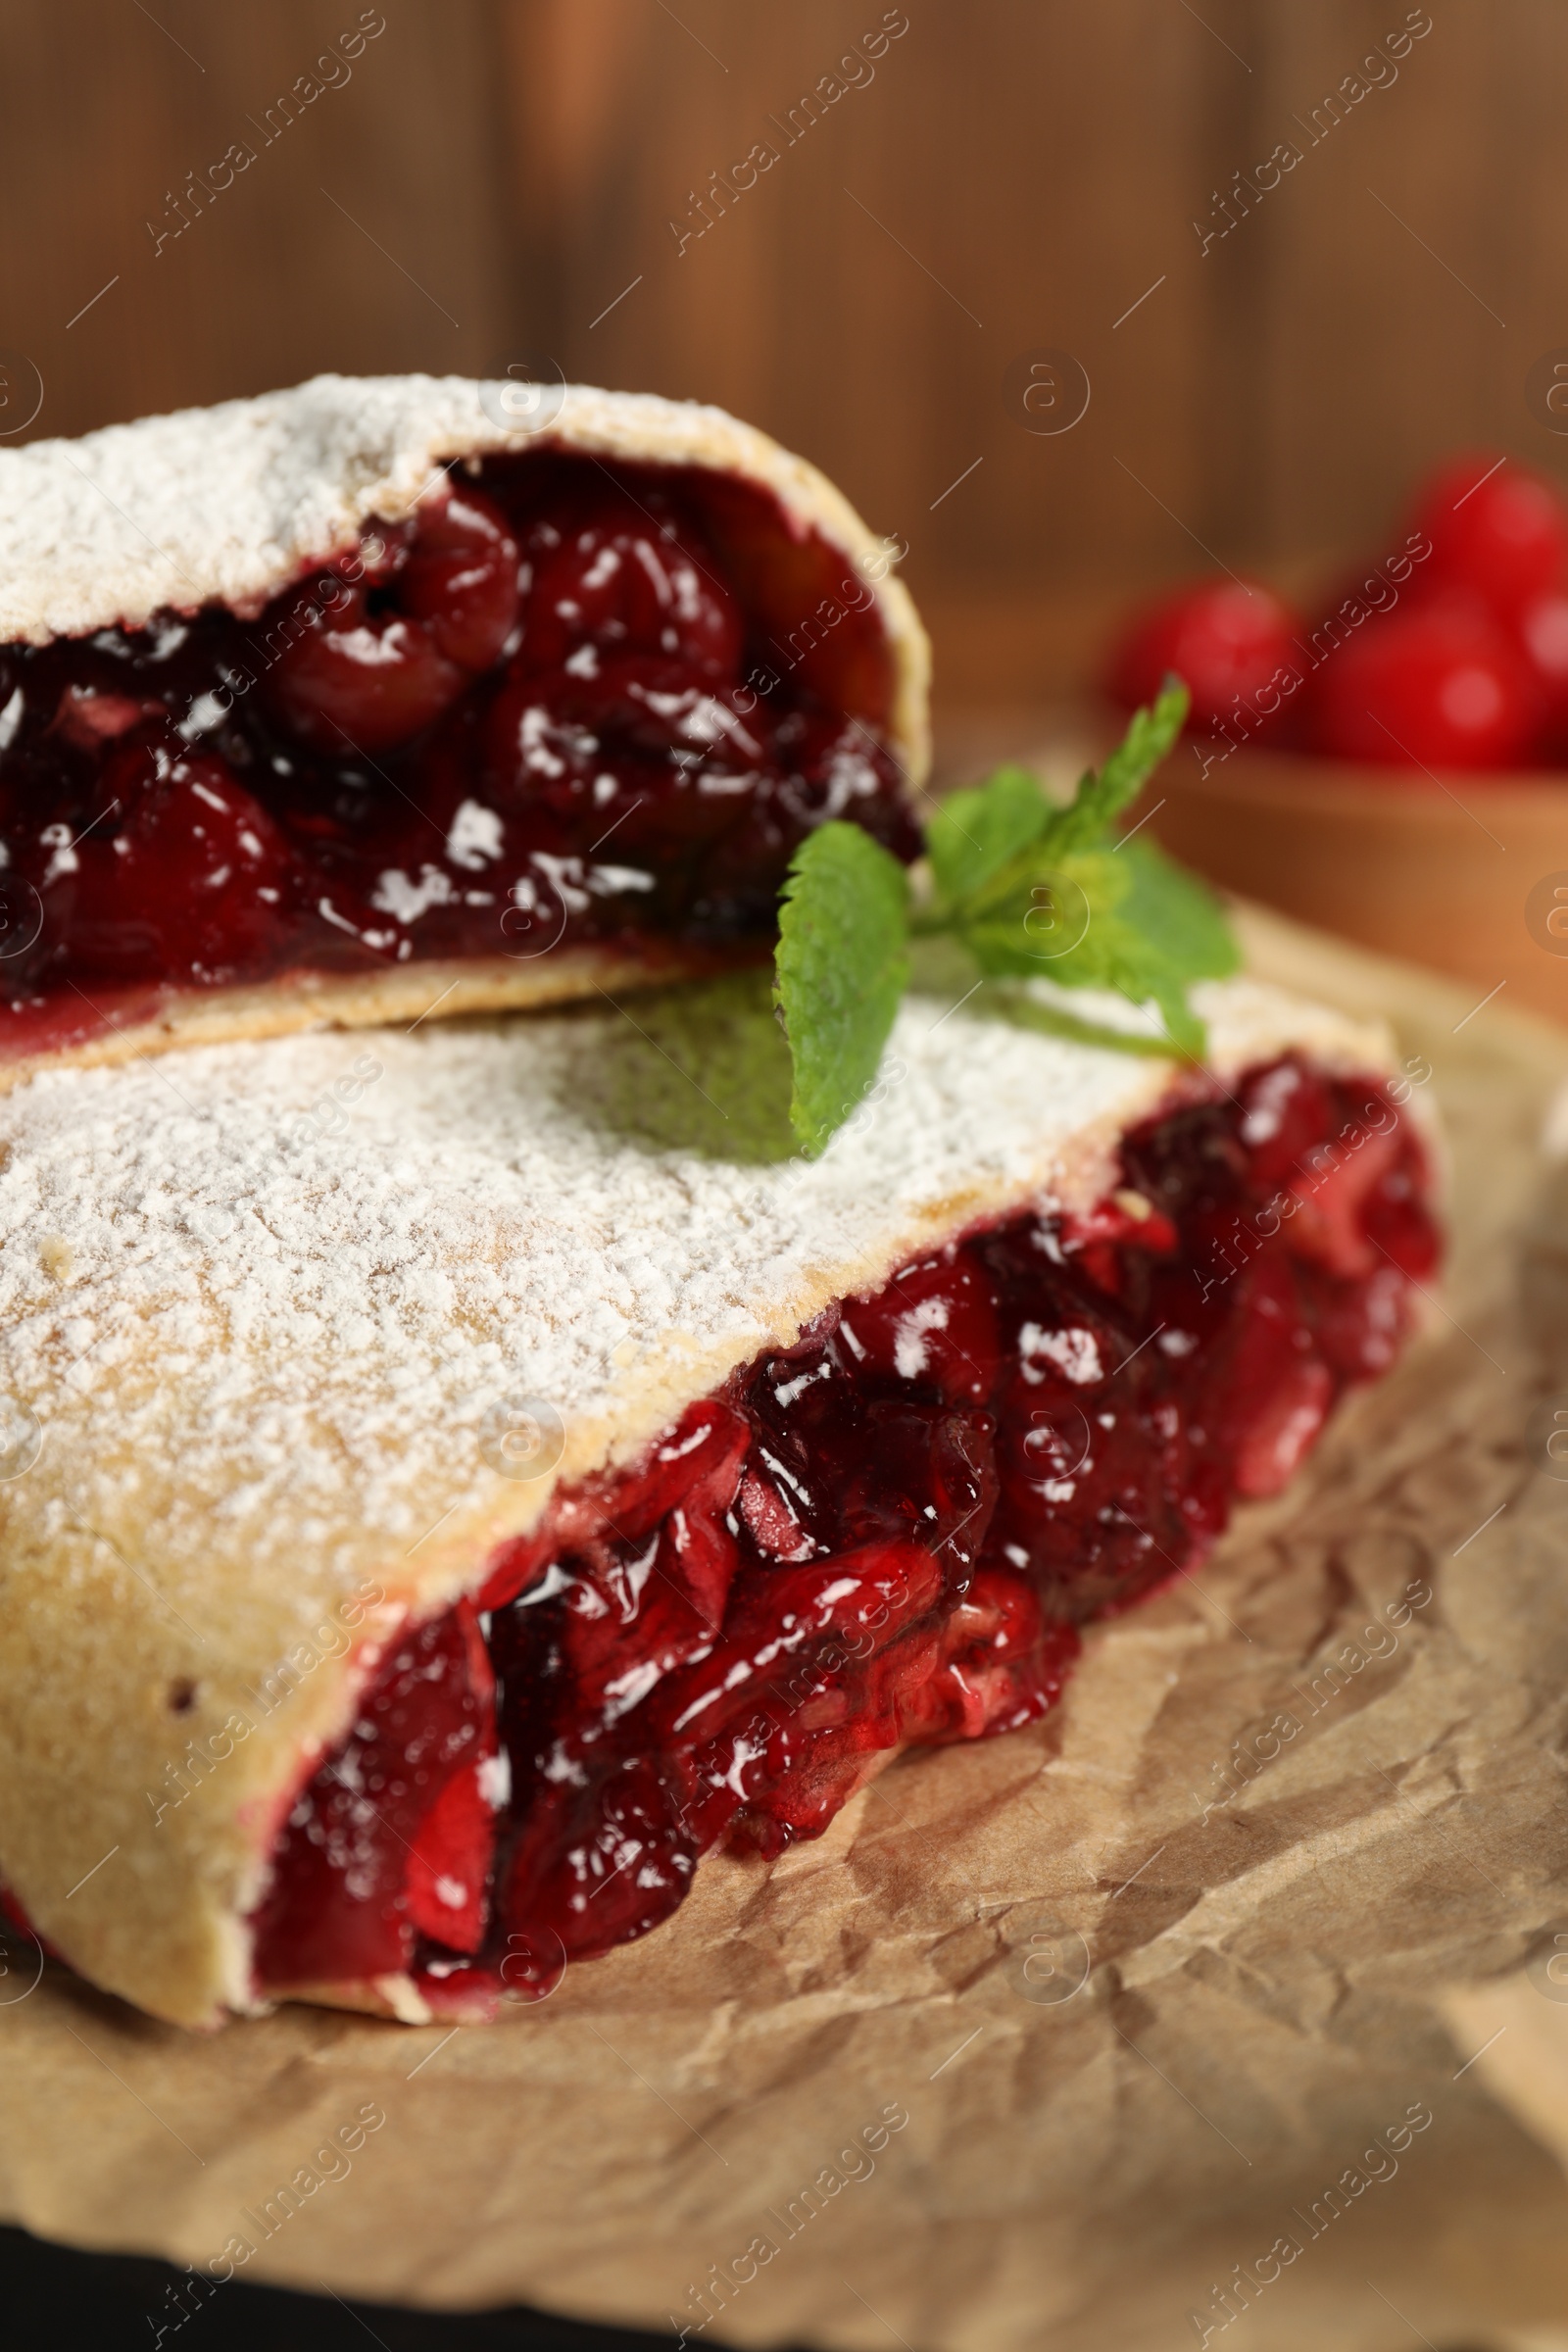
[1102,452,1568,1022]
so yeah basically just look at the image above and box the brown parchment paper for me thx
[5,905,1568,2352]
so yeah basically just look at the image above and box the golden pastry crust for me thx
[0,975,1404,2027]
[0,944,756,1098]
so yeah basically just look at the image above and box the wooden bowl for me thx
[1149,747,1568,1028]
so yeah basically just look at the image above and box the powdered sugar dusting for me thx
[0,975,1387,1642]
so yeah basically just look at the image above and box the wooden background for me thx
[0,0,1562,720]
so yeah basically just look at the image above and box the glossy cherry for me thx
[1103,578,1304,737]
[515,487,743,679]
[268,487,520,754]
[400,487,522,670]
[1407,452,1568,620]
[1306,599,1542,769]
[838,1250,1002,1404]
[482,656,770,834]
[1515,589,1568,758]
[55,738,298,984]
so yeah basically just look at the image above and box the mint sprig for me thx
[774,818,911,1157]
[773,677,1239,1156]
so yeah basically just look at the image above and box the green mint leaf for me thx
[926,764,1051,906]
[770,680,1228,1148]
[774,820,910,1156]
[953,845,1129,981]
[932,684,1229,1057]
[1114,833,1240,983]
[953,840,1218,1057]
[1043,674,1190,855]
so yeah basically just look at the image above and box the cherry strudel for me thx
[0,374,925,1091]
[0,973,1438,2026]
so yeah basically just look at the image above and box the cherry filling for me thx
[248,1058,1440,2011]
[0,454,914,1054]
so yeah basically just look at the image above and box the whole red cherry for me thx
[59,739,299,981]
[516,488,743,680]
[1102,578,1304,739]
[398,485,520,671]
[1307,600,1542,770]
[269,485,519,755]
[1517,589,1568,758]
[1406,452,1568,620]
[269,594,463,756]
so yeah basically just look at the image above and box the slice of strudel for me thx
[0,374,924,1091]
[0,971,1438,2026]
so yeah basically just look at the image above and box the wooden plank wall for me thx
[0,7,514,428]
[0,0,1562,710]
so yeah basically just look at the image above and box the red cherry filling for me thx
[270,597,466,758]
[514,485,743,679]
[248,1602,497,1984]
[400,487,523,672]
[268,488,520,754]
[0,456,913,1050]
[40,738,297,987]
[249,1057,1439,2009]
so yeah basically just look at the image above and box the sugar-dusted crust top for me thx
[0,371,930,778]
[0,975,1396,2025]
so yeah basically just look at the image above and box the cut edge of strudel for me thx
[0,968,1438,2026]
[0,373,928,1091]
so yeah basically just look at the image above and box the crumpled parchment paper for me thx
[4,906,1568,2352]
